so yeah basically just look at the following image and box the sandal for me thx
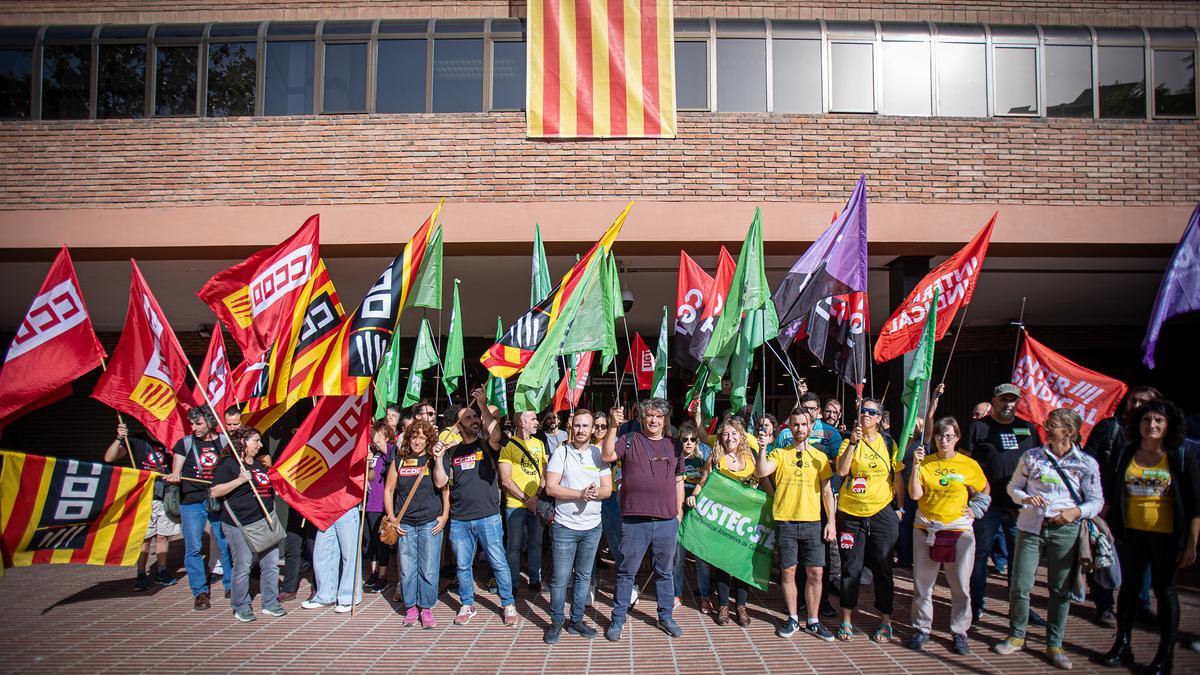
[837,623,854,641]
[872,624,894,643]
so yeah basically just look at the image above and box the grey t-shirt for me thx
[546,443,611,531]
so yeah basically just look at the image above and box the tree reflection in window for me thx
[207,42,256,117]
[0,49,32,118]
[98,44,146,118]
[42,44,91,119]
[156,45,198,115]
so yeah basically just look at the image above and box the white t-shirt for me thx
[546,443,611,531]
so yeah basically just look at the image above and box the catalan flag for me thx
[528,0,676,138]
[1,451,155,570]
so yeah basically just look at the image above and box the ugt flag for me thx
[1011,331,1127,444]
[1142,203,1200,368]
[679,471,776,590]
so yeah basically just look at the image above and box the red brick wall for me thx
[1,113,1196,209]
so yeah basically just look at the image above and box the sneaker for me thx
[992,637,1025,655]
[370,578,388,593]
[234,609,256,623]
[1097,609,1117,628]
[1028,609,1047,627]
[454,605,477,625]
[972,608,983,624]
[605,623,623,642]
[674,596,682,608]
[952,633,971,655]
[657,617,683,637]
[154,571,177,587]
[819,598,837,618]
[334,604,353,614]
[503,604,519,626]
[994,563,1008,575]
[630,587,639,606]
[134,572,150,592]
[805,621,835,642]
[403,606,419,626]
[223,589,231,599]
[277,591,297,602]
[776,617,801,638]
[527,580,543,593]
[261,605,287,618]
[544,624,562,644]
[194,592,211,611]
[905,631,930,651]
[586,587,595,607]
[1047,647,1073,670]
[211,561,224,576]
[419,608,437,628]
[300,599,331,610]
[566,620,597,639]
[486,578,498,595]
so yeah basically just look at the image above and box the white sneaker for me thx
[630,587,639,606]
[334,604,353,614]
[861,568,873,585]
[586,588,595,607]
[211,561,224,576]
[300,600,330,610]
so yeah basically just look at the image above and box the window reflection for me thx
[1154,49,1196,116]
[830,42,874,112]
[937,42,987,116]
[994,46,1037,114]
[207,42,256,117]
[323,42,367,112]
[1098,46,1145,118]
[674,40,707,109]
[0,48,32,118]
[772,39,820,113]
[1045,45,1092,117]
[432,38,483,112]
[265,41,314,115]
[882,41,930,116]
[377,39,427,113]
[155,45,198,116]
[717,38,766,111]
[42,44,91,119]
[492,41,525,110]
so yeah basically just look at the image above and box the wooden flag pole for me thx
[350,436,372,619]
[98,355,138,469]
[1010,297,1028,374]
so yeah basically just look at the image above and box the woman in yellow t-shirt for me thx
[694,418,768,627]
[833,398,905,643]
[905,417,989,654]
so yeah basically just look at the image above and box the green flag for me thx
[599,252,623,373]
[897,287,940,462]
[443,279,464,396]
[728,307,769,411]
[750,379,764,431]
[409,224,443,310]
[486,317,509,417]
[402,318,440,408]
[685,364,719,421]
[651,305,669,399]
[703,209,779,375]
[679,471,776,590]
[532,223,552,305]
[373,325,403,419]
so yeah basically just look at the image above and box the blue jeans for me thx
[610,517,678,625]
[601,494,623,574]
[505,506,544,585]
[550,523,602,625]
[971,507,1018,613]
[449,513,515,607]
[180,501,232,597]
[673,540,711,598]
[227,524,280,614]
[313,508,362,606]
[397,519,443,609]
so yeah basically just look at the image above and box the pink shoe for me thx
[403,606,419,626]
[420,608,437,628]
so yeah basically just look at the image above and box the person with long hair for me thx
[208,426,285,623]
[676,421,713,611]
[363,421,396,594]
[1101,400,1200,675]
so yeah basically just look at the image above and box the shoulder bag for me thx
[380,457,429,546]
[222,497,285,554]
[510,438,555,524]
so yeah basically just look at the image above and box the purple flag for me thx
[772,174,870,392]
[1142,203,1200,368]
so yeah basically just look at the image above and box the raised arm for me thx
[474,388,501,449]
[601,407,625,463]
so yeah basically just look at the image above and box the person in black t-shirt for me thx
[963,383,1043,625]
[166,405,233,610]
[210,426,285,623]
[104,423,180,591]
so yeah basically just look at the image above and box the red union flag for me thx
[1011,331,1128,444]
[624,332,653,391]
[0,247,106,429]
[193,324,235,415]
[268,392,369,531]
[92,262,196,449]
[553,351,595,412]
[875,215,995,363]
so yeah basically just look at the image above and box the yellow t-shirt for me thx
[498,436,546,509]
[1126,454,1173,534]
[916,452,987,529]
[715,451,758,486]
[768,444,833,522]
[706,432,760,453]
[836,435,903,517]
[439,428,464,445]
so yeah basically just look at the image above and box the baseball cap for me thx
[994,383,1021,398]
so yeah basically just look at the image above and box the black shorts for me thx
[777,520,825,568]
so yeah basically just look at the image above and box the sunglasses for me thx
[860,409,881,417]
[681,437,698,443]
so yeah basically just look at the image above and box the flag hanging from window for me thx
[528,0,677,138]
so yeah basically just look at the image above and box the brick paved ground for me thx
[0,550,1198,674]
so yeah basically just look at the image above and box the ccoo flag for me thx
[193,323,236,416]
[1142,203,1200,369]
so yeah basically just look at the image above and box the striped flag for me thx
[528,0,676,138]
[0,451,156,570]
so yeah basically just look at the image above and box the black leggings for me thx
[362,511,391,568]
[836,506,899,615]
[282,508,315,594]
[715,569,749,607]
[1116,529,1180,644]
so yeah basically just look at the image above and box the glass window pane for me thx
[1045,45,1093,117]
[207,41,256,117]
[155,45,197,115]
[772,39,820,113]
[323,22,372,36]
[937,42,986,116]
[264,41,314,115]
[994,46,1037,114]
[376,39,427,113]
[322,42,367,112]
[42,44,91,119]
[0,48,32,118]
[674,40,707,109]
[432,38,483,113]
[491,41,525,110]
[98,44,146,118]
[155,24,204,39]
[44,26,95,41]
[434,20,485,34]
[830,42,874,112]
[1098,46,1145,118]
[267,22,316,37]
[1153,49,1196,117]
[716,38,766,112]
[881,41,930,115]
[210,24,259,38]
[491,19,524,34]
[379,20,429,35]
[100,25,148,39]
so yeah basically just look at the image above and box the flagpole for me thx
[350,432,371,620]
[758,309,767,420]
[431,309,443,410]
[98,354,138,469]
[619,315,641,408]
[1010,296,1027,374]
[764,340,801,404]
[938,298,973,386]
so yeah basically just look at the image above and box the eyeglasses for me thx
[934,433,958,441]
[860,409,881,417]
[681,437,698,443]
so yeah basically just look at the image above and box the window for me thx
[1044,45,1092,117]
[716,38,766,111]
[207,41,256,117]
[937,42,987,116]
[772,39,820,113]
[491,40,525,110]
[994,46,1037,114]
[264,41,314,115]
[882,41,931,115]
[155,45,198,115]
[830,42,875,112]
[376,39,427,113]
[41,44,92,119]
[1153,49,1196,117]
[674,40,708,109]
[0,48,33,118]
[432,38,483,112]
[323,42,367,112]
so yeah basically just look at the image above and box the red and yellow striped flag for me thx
[0,451,155,570]
[528,0,676,138]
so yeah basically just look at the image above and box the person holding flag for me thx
[499,410,548,593]
[103,423,179,591]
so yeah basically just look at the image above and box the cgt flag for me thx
[625,332,654,391]
[0,246,106,430]
[679,471,776,590]
[1011,331,1127,444]
[193,323,236,416]
[1,451,155,570]
[268,392,370,531]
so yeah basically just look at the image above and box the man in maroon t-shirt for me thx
[601,398,685,641]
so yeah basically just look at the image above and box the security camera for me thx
[621,288,634,313]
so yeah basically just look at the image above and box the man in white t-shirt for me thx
[542,408,612,644]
